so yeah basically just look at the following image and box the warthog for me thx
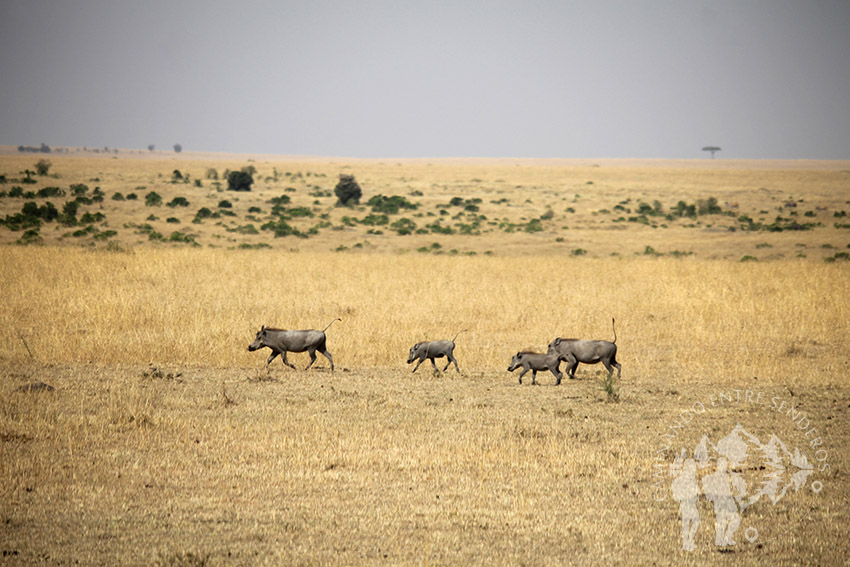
[507,351,566,385]
[407,330,466,373]
[248,318,341,371]
[547,318,621,380]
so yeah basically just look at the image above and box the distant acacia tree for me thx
[702,146,721,158]
[334,174,362,206]
[148,144,155,152]
[227,170,254,192]
[173,143,182,153]
[35,159,52,176]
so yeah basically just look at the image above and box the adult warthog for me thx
[547,318,621,380]
[507,351,566,385]
[248,318,341,371]
[407,330,466,373]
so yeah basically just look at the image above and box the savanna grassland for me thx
[1,148,849,566]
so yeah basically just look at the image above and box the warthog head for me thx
[507,352,528,372]
[407,343,423,364]
[248,326,268,352]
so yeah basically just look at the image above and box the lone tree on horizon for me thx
[702,146,721,158]
[334,174,362,206]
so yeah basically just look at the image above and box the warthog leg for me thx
[264,351,279,367]
[304,348,335,371]
[280,351,297,370]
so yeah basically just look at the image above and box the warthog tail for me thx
[451,329,468,343]
[323,318,342,333]
[611,318,617,344]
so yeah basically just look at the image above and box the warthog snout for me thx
[247,332,265,351]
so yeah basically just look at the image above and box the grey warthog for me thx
[248,318,341,371]
[507,351,566,385]
[407,330,466,373]
[547,318,621,380]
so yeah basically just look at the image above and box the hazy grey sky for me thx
[1,1,848,159]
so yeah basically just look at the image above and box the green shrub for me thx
[37,186,64,198]
[34,159,52,176]
[601,372,620,402]
[59,201,79,226]
[697,197,723,215]
[287,207,313,217]
[360,214,389,226]
[168,231,196,244]
[524,219,543,233]
[261,218,303,238]
[92,230,118,240]
[145,192,163,206]
[367,194,418,214]
[334,174,362,206]
[16,228,42,245]
[167,197,190,208]
[390,217,416,235]
[230,224,258,235]
[426,221,455,235]
[227,170,254,192]
[80,212,105,224]
[194,207,213,220]
[268,195,291,205]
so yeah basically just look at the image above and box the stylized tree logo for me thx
[670,424,815,550]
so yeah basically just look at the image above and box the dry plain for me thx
[0,149,849,566]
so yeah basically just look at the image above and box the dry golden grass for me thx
[1,150,849,565]
[1,247,848,382]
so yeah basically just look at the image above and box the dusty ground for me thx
[1,362,847,566]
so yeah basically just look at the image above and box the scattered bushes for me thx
[367,194,418,214]
[390,217,416,235]
[1,201,58,230]
[261,218,303,238]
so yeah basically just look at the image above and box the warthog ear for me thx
[552,338,561,346]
